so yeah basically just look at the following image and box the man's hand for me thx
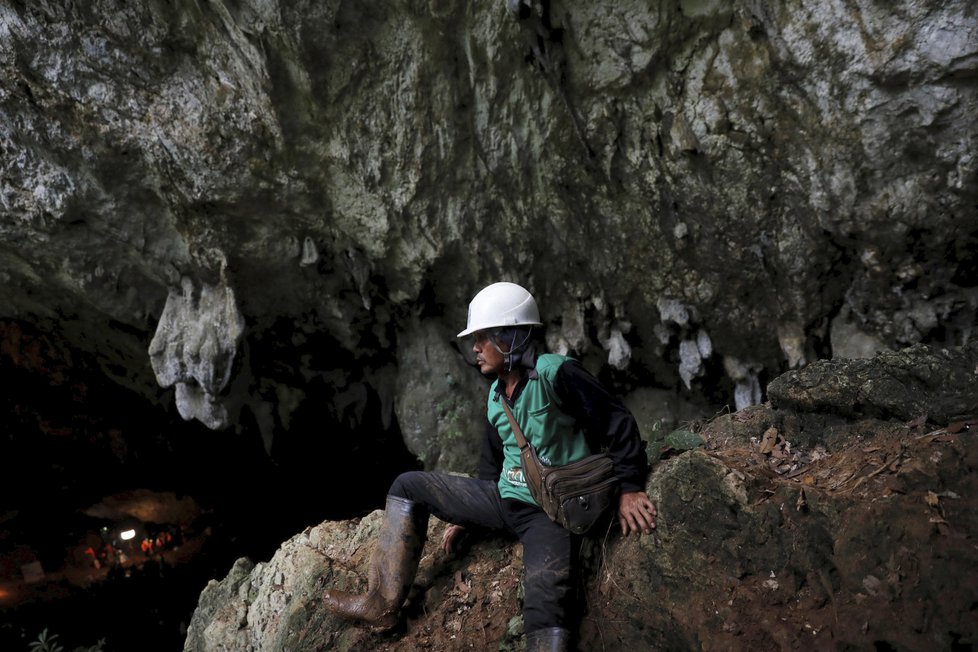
[441,524,467,554]
[618,491,657,536]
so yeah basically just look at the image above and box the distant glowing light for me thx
[120,529,136,541]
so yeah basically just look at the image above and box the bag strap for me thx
[500,399,530,450]
[500,398,545,500]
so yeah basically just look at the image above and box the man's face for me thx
[471,330,509,375]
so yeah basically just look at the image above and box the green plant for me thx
[28,629,64,652]
[27,629,106,652]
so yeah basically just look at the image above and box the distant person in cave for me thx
[322,281,657,651]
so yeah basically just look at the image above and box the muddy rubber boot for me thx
[526,627,572,652]
[322,495,427,630]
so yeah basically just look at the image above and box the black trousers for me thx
[389,471,577,634]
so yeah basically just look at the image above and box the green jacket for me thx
[487,353,592,505]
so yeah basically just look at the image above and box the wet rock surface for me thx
[185,343,978,650]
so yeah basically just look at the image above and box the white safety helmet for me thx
[457,282,543,338]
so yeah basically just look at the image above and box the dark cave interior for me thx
[0,319,421,651]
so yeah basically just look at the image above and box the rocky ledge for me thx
[183,341,978,651]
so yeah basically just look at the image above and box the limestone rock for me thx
[768,341,978,423]
[149,278,246,429]
[394,315,489,474]
[1,1,975,449]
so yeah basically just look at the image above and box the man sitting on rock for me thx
[322,281,657,651]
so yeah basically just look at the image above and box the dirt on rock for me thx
[184,408,978,651]
[622,406,978,652]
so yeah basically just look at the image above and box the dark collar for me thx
[492,367,537,403]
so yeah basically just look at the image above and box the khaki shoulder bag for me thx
[501,400,619,534]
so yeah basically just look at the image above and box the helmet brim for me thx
[456,320,542,339]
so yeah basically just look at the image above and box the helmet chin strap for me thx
[490,328,533,372]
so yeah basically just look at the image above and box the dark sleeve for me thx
[553,359,649,493]
[478,419,504,482]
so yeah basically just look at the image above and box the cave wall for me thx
[1,0,976,470]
